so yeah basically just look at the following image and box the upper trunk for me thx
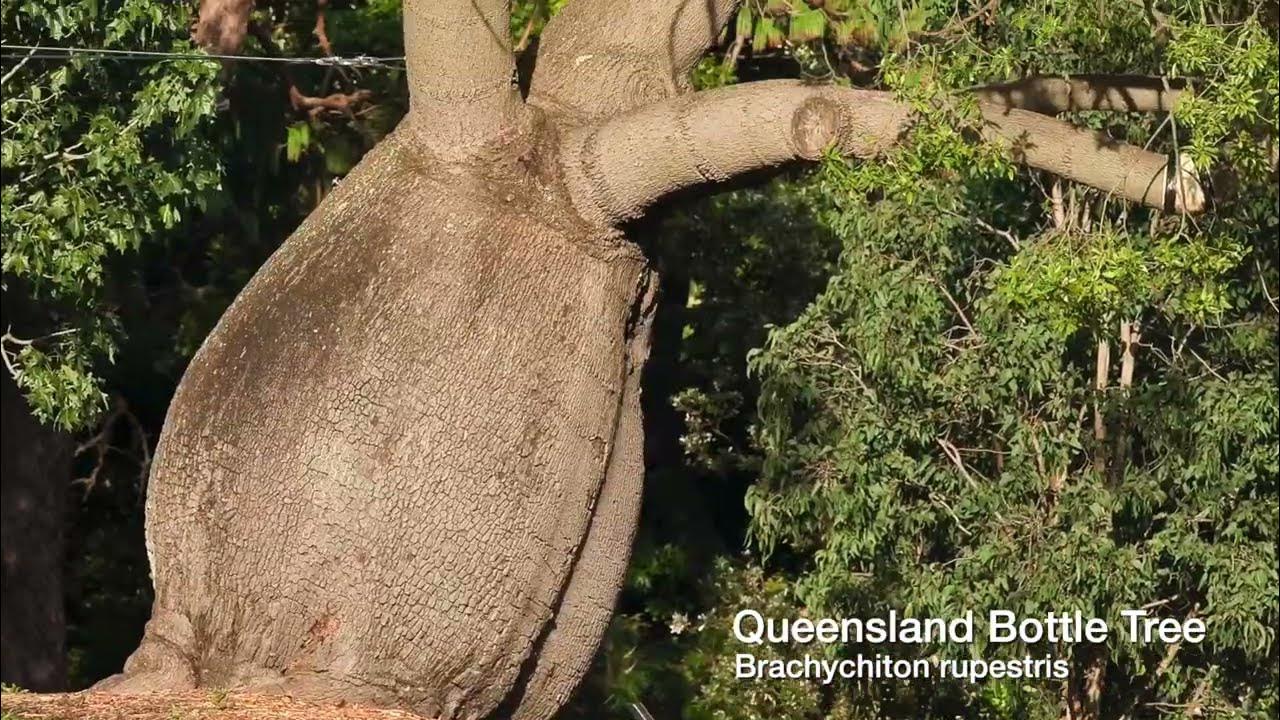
[402,0,525,156]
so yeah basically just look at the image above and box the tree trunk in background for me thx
[1,370,73,691]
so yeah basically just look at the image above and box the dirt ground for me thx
[0,691,425,720]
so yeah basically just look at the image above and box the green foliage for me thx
[1,0,221,429]
[719,2,1279,717]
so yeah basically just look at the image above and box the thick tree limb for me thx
[975,75,1185,114]
[402,0,524,152]
[561,80,1203,226]
[560,80,911,224]
[530,0,737,120]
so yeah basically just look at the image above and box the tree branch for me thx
[192,0,256,55]
[402,0,525,153]
[978,102,1204,213]
[975,75,1185,115]
[313,0,334,57]
[530,0,737,120]
[561,80,1204,226]
[560,80,911,224]
[288,86,373,119]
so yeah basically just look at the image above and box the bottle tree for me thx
[101,1,1207,718]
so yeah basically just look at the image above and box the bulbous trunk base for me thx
[107,122,656,720]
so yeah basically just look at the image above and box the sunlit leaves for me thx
[1,0,222,428]
[724,1,1278,717]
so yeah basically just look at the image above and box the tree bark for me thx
[1,370,73,691]
[402,0,526,154]
[975,75,1184,114]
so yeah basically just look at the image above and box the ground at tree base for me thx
[0,691,427,720]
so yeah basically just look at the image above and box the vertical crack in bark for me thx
[495,267,657,717]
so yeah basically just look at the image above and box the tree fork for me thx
[531,0,738,119]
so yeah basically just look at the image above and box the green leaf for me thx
[735,5,753,40]
[285,122,312,163]
[789,8,827,43]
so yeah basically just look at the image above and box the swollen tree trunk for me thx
[1,370,72,691]
[107,1,1203,718]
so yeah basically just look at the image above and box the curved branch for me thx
[975,75,1185,114]
[561,80,1203,226]
[560,80,911,224]
[530,0,738,120]
[402,0,524,152]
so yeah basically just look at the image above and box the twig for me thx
[1258,258,1279,314]
[313,0,334,56]
[72,395,151,498]
[0,328,78,380]
[1,43,38,85]
[937,437,979,488]
[931,278,978,339]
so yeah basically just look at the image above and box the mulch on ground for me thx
[1,691,426,720]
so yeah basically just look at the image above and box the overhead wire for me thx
[0,43,405,70]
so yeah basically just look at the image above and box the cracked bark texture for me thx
[112,1,1205,718]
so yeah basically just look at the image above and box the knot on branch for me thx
[791,97,841,160]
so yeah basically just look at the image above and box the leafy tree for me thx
[1,0,221,428]
[1,0,220,690]
[711,2,1278,718]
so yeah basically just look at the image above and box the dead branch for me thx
[72,396,151,498]
[289,86,373,118]
[313,0,334,56]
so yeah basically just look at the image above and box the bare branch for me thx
[975,75,1185,115]
[561,80,1204,226]
[1,44,38,85]
[288,86,372,119]
[313,0,334,57]
[71,396,151,498]
[531,0,738,120]
[561,80,910,225]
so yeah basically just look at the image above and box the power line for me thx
[0,43,405,69]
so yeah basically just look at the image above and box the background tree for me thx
[1,0,220,690]
[672,2,1276,719]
